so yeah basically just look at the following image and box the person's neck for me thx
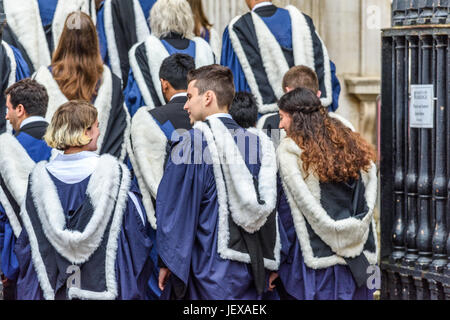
[166,90,187,102]
[203,108,229,120]
[64,146,91,155]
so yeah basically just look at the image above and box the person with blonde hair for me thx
[124,0,215,116]
[14,100,154,300]
[187,0,221,60]
[33,11,129,160]
[96,0,156,84]
[271,88,378,300]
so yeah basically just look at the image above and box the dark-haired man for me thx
[156,65,280,300]
[0,78,52,300]
[127,53,195,300]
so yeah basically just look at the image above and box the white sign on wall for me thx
[409,85,434,129]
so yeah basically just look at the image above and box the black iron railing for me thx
[381,1,449,300]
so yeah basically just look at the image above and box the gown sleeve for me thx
[329,60,341,112]
[155,133,207,286]
[124,69,145,117]
[0,214,19,281]
[10,45,31,81]
[96,2,110,66]
[220,28,251,93]
[115,189,154,300]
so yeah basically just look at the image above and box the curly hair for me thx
[278,88,376,183]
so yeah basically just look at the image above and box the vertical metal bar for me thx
[393,0,409,26]
[404,36,420,266]
[416,35,434,270]
[381,35,396,262]
[446,33,450,278]
[400,274,417,299]
[431,0,449,23]
[418,0,435,24]
[414,277,431,299]
[405,0,420,25]
[430,35,448,273]
[391,36,407,263]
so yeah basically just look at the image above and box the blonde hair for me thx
[149,0,195,39]
[44,100,98,150]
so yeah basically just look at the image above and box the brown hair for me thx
[282,65,319,93]
[187,64,235,109]
[51,11,104,102]
[44,100,98,150]
[187,0,212,37]
[5,78,49,116]
[278,88,376,183]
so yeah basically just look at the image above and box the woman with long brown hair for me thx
[270,87,379,300]
[186,0,221,60]
[33,11,129,160]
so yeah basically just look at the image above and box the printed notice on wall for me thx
[410,85,434,128]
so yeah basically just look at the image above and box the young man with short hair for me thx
[0,78,52,300]
[156,65,280,300]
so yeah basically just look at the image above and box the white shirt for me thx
[252,1,273,11]
[45,151,146,224]
[205,113,233,121]
[20,116,47,129]
[169,92,187,102]
[46,151,99,184]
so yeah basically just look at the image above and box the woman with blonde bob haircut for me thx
[14,100,155,300]
[124,0,215,116]
[33,11,129,160]
[44,100,99,153]
[271,88,379,300]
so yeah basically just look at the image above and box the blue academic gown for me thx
[124,40,196,117]
[96,0,157,71]
[14,175,153,300]
[276,177,375,300]
[221,7,341,112]
[0,134,51,282]
[156,117,271,300]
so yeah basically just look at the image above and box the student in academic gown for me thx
[14,101,153,300]
[157,65,280,300]
[33,12,129,161]
[96,0,156,85]
[187,0,222,61]
[221,0,341,115]
[258,65,351,148]
[128,53,195,300]
[1,0,96,73]
[270,88,378,300]
[0,79,52,300]
[0,40,30,134]
[124,0,215,117]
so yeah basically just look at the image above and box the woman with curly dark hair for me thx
[269,87,379,300]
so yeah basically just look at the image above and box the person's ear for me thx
[160,79,169,93]
[16,104,26,118]
[204,90,213,107]
[316,90,322,98]
[285,87,293,93]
